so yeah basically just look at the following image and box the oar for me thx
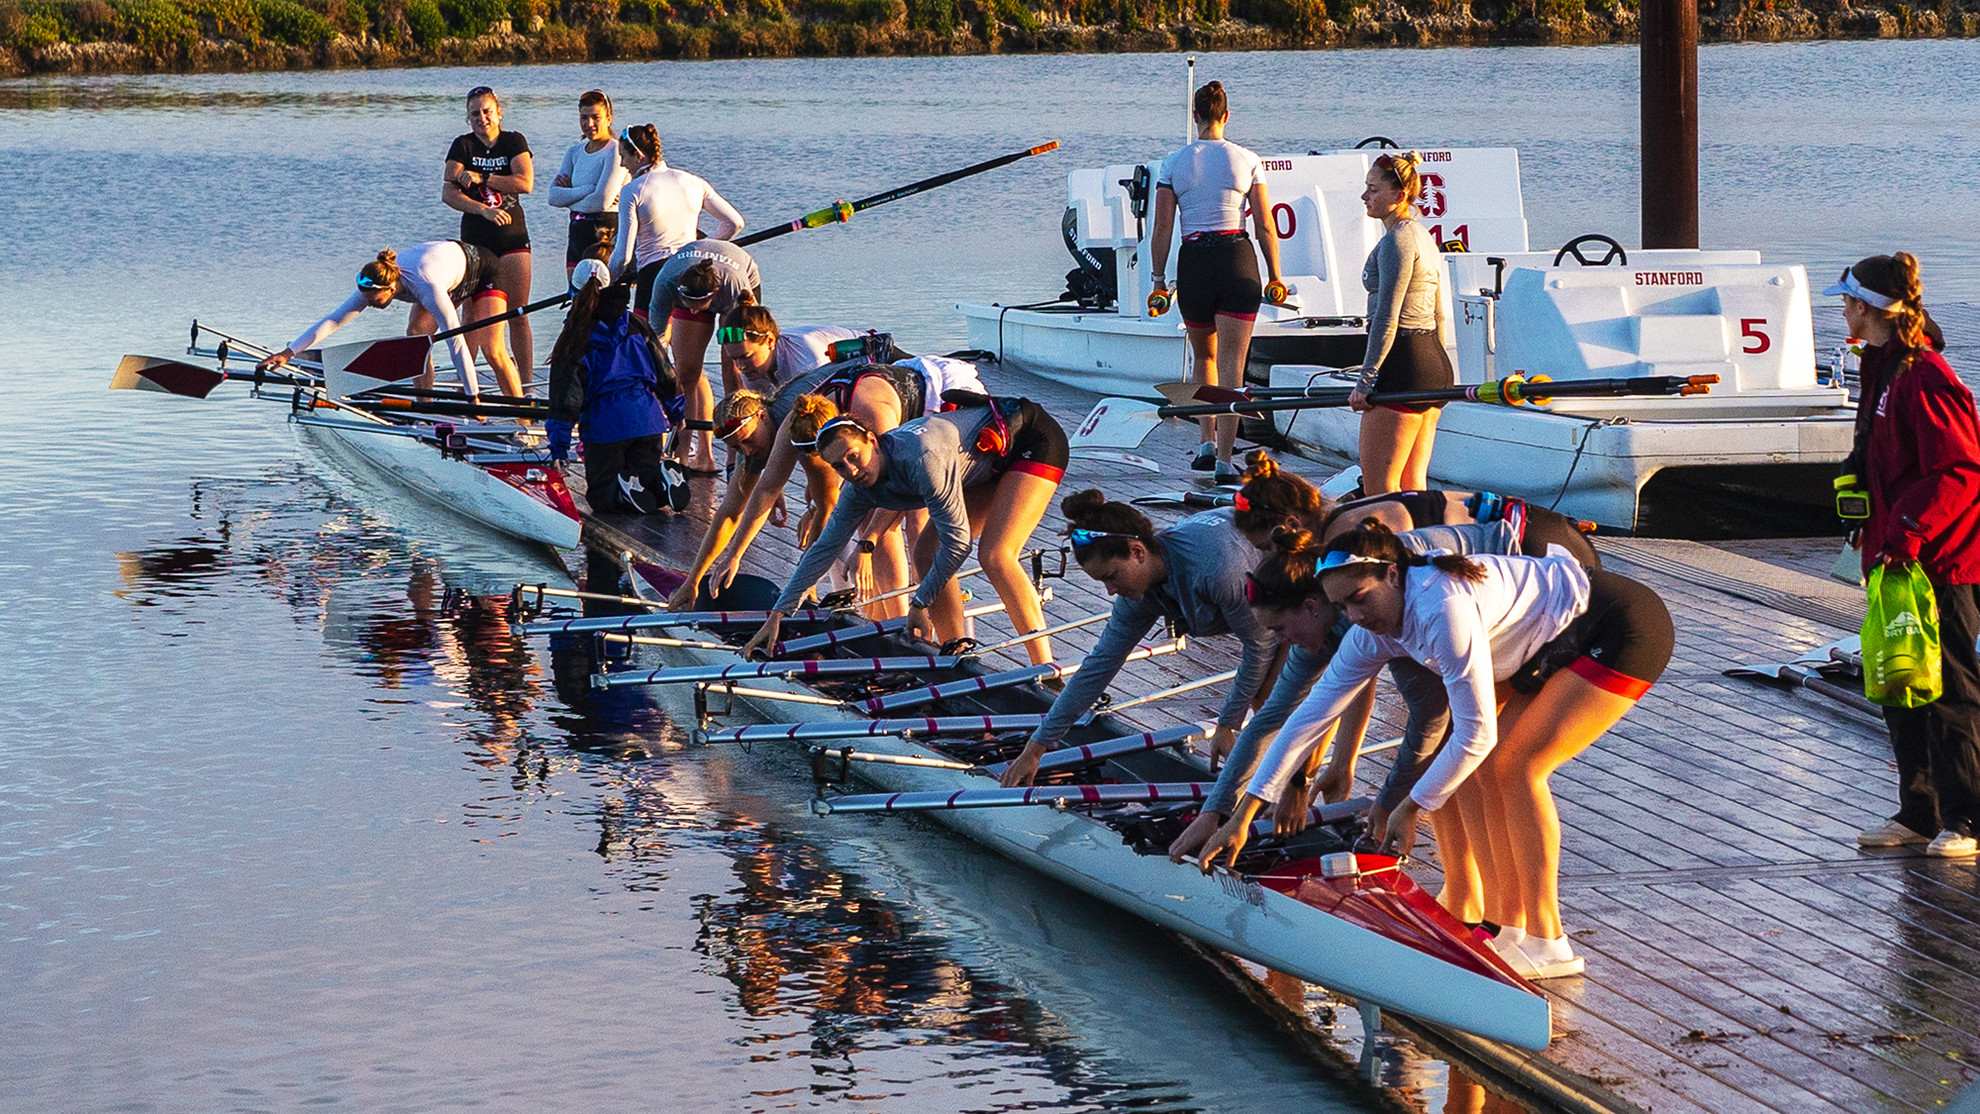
[593,654,966,690]
[523,606,843,636]
[1078,669,1238,723]
[857,636,1184,715]
[812,722,1210,779]
[699,714,1045,746]
[1154,380,1349,405]
[769,599,1006,656]
[1130,490,1234,509]
[735,142,1060,249]
[429,291,574,344]
[812,780,1211,816]
[354,396,548,420]
[1070,374,1720,449]
[110,355,314,399]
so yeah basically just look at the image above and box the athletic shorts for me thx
[1176,231,1262,331]
[447,241,505,305]
[671,307,715,325]
[1520,506,1601,571]
[1373,329,1455,413]
[460,205,530,257]
[633,259,665,319]
[566,211,616,269]
[1507,569,1673,699]
[1001,401,1069,484]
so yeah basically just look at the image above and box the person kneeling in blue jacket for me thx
[547,259,687,514]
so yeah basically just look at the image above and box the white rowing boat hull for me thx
[615,584,1551,1050]
[295,411,582,550]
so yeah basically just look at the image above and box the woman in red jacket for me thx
[1830,253,1980,858]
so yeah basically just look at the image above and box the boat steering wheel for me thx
[1552,234,1629,268]
[1355,136,1401,149]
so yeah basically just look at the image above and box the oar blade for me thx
[1068,398,1164,450]
[1152,381,1252,406]
[322,336,433,401]
[109,355,226,399]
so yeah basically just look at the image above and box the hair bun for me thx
[1270,525,1315,553]
[1061,488,1107,523]
[376,249,397,265]
[1241,450,1279,481]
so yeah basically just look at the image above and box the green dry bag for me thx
[1861,562,1942,708]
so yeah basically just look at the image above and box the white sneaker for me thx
[1858,819,1932,848]
[1927,829,1979,858]
[1519,939,1587,979]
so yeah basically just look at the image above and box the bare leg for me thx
[1356,406,1428,495]
[466,295,523,401]
[1472,691,1530,930]
[668,317,718,472]
[1400,406,1441,491]
[1437,778,1488,924]
[1186,325,1218,451]
[1490,672,1639,940]
[1212,313,1255,464]
[975,471,1059,665]
[496,250,533,390]
[404,304,439,392]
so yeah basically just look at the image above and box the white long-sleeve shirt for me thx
[284,240,484,396]
[607,162,744,278]
[547,139,629,214]
[1246,550,1591,811]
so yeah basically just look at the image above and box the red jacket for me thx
[1856,341,1980,583]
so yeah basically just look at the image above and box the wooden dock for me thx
[575,359,1980,1114]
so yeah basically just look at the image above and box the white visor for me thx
[1821,268,1899,310]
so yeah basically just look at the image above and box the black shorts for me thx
[1176,232,1262,331]
[1507,570,1673,699]
[1373,329,1455,412]
[460,204,530,256]
[446,241,504,305]
[1519,506,1601,571]
[566,211,616,268]
[634,259,664,318]
[1002,401,1068,484]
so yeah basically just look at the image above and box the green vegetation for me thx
[0,0,1971,73]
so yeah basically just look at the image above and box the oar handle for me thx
[429,292,572,342]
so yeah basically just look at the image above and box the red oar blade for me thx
[110,355,225,399]
[322,336,433,400]
[1152,381,1255,406]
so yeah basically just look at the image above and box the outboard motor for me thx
[1060,206,1116,310]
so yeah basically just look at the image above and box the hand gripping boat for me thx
[523,566,1553,1050]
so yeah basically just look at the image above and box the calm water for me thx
[3,42,1977,1111]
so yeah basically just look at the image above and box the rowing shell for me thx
[575,566,1553,1050]
[293,392,581,550]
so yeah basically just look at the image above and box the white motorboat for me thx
[1268,241,1855,535]
[957,145,1531,397]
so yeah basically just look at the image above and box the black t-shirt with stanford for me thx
[447,130,531,251]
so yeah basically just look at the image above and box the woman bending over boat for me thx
[257,242,521,400]
[716,303,857,397]
[998,492,1278,788]
[544,262,683,514]
[547,90,629,272]
[1200,523,1671,979]
[444,85,535,385]
[1351,152,1453,495]
[679,355,987,615]
[1147,80,1286,482]
[645,239,761,475]
[1829,253,1980,858]
[739,395,1066,665]
[1232,452,1599,570]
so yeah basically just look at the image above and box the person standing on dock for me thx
[1832,254,1980,859]
[1350,152,1453,496]
[739,396,1067,666]
[1199,522,1673,980]
[606,126,745,475]
[546,90,629,274]
[1146,80,1287,483]
[998,492,1278,788]
[444,86,535,387]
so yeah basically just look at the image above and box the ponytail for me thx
[1233,449,1329,534]
[1328,518,1487,583]
[1373,151,1425,213]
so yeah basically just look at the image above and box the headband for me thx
[794,414,868,449]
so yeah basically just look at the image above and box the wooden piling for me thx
[1641,0,1700,249]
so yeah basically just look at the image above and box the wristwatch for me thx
[856,539,877,554]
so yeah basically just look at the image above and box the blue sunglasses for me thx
[1067,527,1140,549]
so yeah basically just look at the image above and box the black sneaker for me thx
[1189,442,1216,471]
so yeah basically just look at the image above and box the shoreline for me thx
[3,0,1976,80]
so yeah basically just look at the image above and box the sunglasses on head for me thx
[357,273,391,290]
[717,326,770,345]
[1317,550,1392,573]
[717,410,761,440]
[796,414,867,451]
[1066,527,1139,550]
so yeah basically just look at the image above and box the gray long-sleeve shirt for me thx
[1356,218,1444,392]
[646,238,760,320]
[773,409,1003,613]
[1029,509,1277,752]
[1200,520,1517,816]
